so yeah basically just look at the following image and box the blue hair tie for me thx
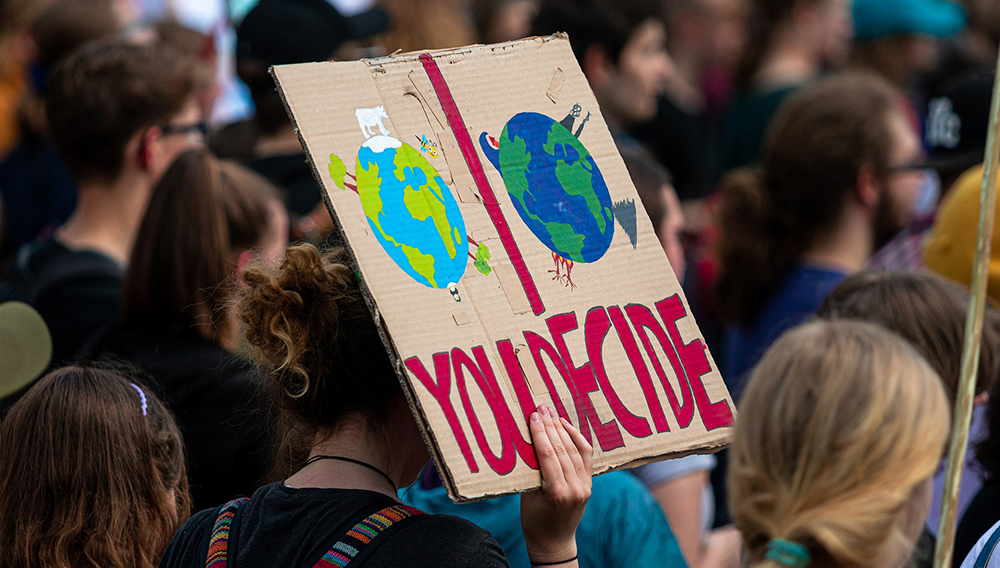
[129,383,148,416]
[766,539,810,567]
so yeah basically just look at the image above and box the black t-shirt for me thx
[159,484,508,568]
[0,237,122,365]
[88,325,273,511]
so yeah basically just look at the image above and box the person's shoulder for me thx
[959,519,1000,568]
[375,512,507,568]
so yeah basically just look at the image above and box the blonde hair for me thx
[729,320,950,568]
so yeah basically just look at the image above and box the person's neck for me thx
[57,174,150,266]
[754,32,822,90]
[284,420,403,500]
[254,125,303,157]
[800,213,873,273]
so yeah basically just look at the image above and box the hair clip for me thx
[766,539,810,567]
[129,382,148,416]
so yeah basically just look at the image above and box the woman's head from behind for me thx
[818,270,1000,403]
[236,244,416,476]
[729,320,949,568]
[123,149,287,346]
[0,366,188,568]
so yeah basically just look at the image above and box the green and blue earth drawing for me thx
[329,135,468,289]
[479,111,615,265]
[327,107,617,293]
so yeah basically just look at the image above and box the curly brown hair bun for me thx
[237,244,401,470]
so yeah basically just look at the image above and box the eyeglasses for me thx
[889,162,928,174]
[160,121,209,143]
[888,156,928,175]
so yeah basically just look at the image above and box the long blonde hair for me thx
[729,320,950,568]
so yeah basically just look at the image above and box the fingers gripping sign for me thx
[521,405,593,567]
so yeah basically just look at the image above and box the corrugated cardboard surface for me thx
[273,34,735,502]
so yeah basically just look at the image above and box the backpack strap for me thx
[976,523,1000,568]
[311,504,426,568]
[206,497,250,568]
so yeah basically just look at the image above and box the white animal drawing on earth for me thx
[355,106,390,138]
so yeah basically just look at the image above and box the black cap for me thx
[925,70,993,176]
[236,0,390,67]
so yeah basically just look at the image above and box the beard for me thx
[872,190,909,252]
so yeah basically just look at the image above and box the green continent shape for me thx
[358,153,439,287]
[401,243,437,288]
[474,242,492,275]
[501,128,587,261]
[328,153,347,190]
[357,157,384,230]
[543,221,585,261]
[544,125,606,234]
[395,145,458,260]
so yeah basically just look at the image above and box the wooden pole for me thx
[933,46,1000,568]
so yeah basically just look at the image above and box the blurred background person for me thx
[0,39,204,367]
[85,149,286,510]
[631,0,748,210]
[849,0,966,121]
[716,72,920,389]
[0,0,55,160]
[0,0,125,263]
[712,0,853,183]
[473,0,538,44]
[218,0,389,245]
[377,0,476,52]
[531,0,673,144]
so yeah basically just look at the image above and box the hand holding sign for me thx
[521,405,593,566]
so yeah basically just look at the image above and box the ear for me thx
[235,249,255,285]
[855,164,880,209]
[137,127,160,173]
[581,44,614,91]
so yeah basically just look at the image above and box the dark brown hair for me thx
[31,0,120,67]
[0,366,189,568]
[714,72,900,326]
[531,0,664,66]
[735,0,824,87]
[236,244,402,472]
[123,149,279,342]
[237,57,286,138]
[15,0,120,141]
[45,38,198,183]
[817,271,1000,402]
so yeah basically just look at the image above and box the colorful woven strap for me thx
[206,498,249,568]
[312,505,425,568]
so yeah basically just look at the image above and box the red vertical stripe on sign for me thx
[419,53,545,316]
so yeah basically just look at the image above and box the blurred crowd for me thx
[3,0,1000,567]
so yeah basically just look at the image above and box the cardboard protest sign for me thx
[272,34,735,501]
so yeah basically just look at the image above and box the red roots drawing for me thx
[548,251,576,288]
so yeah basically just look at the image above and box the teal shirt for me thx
[402,471,688,568]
